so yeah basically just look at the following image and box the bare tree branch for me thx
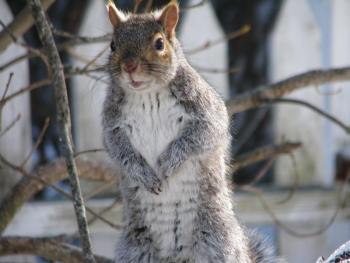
[0,72,15,130]
[20,117,50,167]
[231,142,302,172]
[0,34,110,73]
[182,0,207,11]
[74,148,106,158]
[0,65,105,108]
[226,67,350,115]
[25,0,96,259]
[0,53,33,73]
[0,114,21,138]
[0,79,51,108]
[84,179,117,200]
[1,72,14,100]
[186,25,250,54]
[233,108,269,155]
[0,0,55,52]
[241,184,341,238]
[239,158,350,239]
[193,65,239,75]
[0,156,117,234]
[82,46,109,72]
[87,198,120,228]
[0,236,113,263]
[247,159,275,185]
[0,19,49,69]
[55,33,112,49]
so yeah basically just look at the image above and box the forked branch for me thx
[226,67,350,115]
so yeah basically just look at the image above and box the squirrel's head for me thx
[107,0,180,92]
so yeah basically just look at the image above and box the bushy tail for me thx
[247,230,286,263]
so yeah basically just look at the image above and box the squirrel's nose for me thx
[123,61,138,74]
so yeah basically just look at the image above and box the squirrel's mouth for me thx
[130,80,145,88]
[127,74,150,90]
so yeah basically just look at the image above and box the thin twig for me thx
[241,184,345,238]
[233,108,269,155]
[84,179,117,200]
[87,198,120,226]
[0,66,105,108]
[74,148,106,158]
[65,47,95,64]
[275,153,300,205]
[186,25,250,54]
[248,159,275,185]
[0,34,110,73]
[194,65,239,75]
[0,79,51,108]
[0,53,33,73]
[56,33,112,49]
[81,44,109,72]
[263,97,350,134]
[0,114,21,138]
[20,117,50,167]
[2,72,14,100]
[27,0,95,261]
[0,72,15,131]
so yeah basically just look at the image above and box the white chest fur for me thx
[121,88,186,169]
[121,88,200,258]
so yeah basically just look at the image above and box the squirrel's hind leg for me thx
[114,229,157,263]
[191,211,253,263]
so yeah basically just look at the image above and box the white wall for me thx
[180,0,229,99]
[72,0,110,160]
[331,0,350,158]
[271,0,350,186]
[0,2,31,201]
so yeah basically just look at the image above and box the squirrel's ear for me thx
[106,1,126,28]
[158,1,179,38]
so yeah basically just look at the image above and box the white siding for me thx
[0,1,31,201]
[271,0,350,186]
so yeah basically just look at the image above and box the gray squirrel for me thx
[102,1,277,262]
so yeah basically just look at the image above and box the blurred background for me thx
[0,0,350,262]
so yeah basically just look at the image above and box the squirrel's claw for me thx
[141,168,162,195]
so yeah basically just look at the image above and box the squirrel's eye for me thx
[110,41,116,52]
[154,37,164,51]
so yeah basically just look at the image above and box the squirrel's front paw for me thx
[141,166,162,195]
[157,153,178,178]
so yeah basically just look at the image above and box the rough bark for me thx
[226,67,350,115]
[26,0,95,261]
